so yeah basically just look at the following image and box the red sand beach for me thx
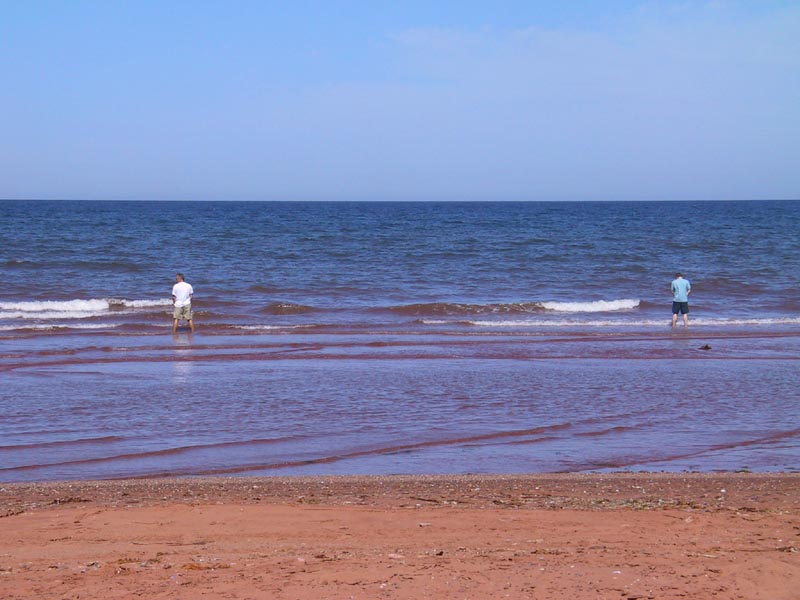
[1,473,798,599]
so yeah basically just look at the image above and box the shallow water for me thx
[1,329,798,481]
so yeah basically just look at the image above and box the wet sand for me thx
[1,473,798,599]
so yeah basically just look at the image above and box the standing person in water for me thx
[670,272,691,328]
[172,273,195,333]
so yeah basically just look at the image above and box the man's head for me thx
[675,272,683,279]
[176,273,185,282]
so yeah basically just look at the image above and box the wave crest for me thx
[540,299,640,312]
[0,298,170,320]
[388,299,639,316]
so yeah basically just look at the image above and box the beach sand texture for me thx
[1,473,797,599]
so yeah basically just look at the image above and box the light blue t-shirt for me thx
[671,278,691,302]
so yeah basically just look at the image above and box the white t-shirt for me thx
[172,281,194,307]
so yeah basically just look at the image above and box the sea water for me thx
[1,200,798,481]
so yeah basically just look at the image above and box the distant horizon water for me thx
[2,198,799,203]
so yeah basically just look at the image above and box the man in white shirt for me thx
[172,273,195,333]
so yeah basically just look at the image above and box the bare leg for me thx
[188,319,195,333]
[683,314,689,327]
[173,319,179,333]
[671,313,678,327]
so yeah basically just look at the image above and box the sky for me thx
[1,0,799,201]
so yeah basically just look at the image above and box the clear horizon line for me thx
[2,197,799,203]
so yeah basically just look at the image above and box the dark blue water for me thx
[0,200,798,482]
[1,200,798,333]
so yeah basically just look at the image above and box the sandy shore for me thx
[1,473,798,599]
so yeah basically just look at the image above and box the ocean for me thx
[1,200,798,481]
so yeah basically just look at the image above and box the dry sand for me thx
[1,473,798,599]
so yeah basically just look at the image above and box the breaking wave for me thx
[0,298,170,320]
[540,299,640,312]
[387,299,639,316]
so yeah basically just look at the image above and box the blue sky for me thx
[2,1,798,201]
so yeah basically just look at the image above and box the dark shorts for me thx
[672,301,689,315]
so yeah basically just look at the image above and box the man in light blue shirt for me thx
[671,273,691,328]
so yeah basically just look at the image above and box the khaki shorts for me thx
[173,304,193,321]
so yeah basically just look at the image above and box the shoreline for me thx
[2,473,798,599]
[3,472,799,513]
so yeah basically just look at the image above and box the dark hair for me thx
[675,272,683,278]
[176,273,184,281]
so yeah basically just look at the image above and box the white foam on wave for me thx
[0,299,111,313]
[233,324,318,331]
[0,323,120,331]
[696,317,800,326]
[0,298,170,320]
[540,299,640,312]
[116,299,171,308]
[459,316,800,328]
[466,319,663,328]
[2,311,109,320]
